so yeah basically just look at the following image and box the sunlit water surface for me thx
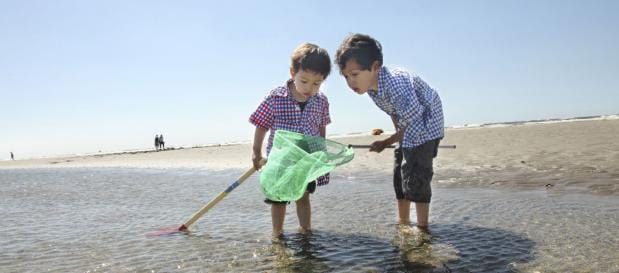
[1,168,617,272]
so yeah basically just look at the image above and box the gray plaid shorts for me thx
[393,139,440,203]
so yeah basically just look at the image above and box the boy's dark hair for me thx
[291,43,331,78]
[335,33,383,71]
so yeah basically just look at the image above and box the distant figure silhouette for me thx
[155,134,160,151]
[159,134,165,150]
[10,152,14,160]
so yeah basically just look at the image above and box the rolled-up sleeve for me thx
[249,97,274,129]
[321,98,331,127]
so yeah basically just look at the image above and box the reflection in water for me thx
[266,223,534,272]
[394,225,450,271]
[270,232,333,273]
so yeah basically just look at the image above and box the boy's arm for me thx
[252,127,268,170]
[320,126,326,138]
[372,75,431,152]
[386,114,404,144]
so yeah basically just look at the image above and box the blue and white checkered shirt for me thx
[368,66,444,148]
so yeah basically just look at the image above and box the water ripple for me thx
[1,168,617,272]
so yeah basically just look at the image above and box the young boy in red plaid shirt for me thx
[249,43,332,237]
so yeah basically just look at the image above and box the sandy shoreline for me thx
[2,119,618,195]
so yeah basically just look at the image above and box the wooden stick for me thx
[348,144,456,149]
[180,159,266,230]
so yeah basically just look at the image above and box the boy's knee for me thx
[271,203,287,210]
[296,193,310,206]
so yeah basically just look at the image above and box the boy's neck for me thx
[288,80,309,102]
[369,82,379,93]
[370,66,381,92]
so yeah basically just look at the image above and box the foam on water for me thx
[449,114,619,130]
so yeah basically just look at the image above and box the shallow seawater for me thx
[1,168,617,273]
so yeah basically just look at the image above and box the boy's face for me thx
[290,68,325,99]
[340,59,379,95]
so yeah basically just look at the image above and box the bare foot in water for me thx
[271,230,284,243]
[398,224,431,236]
[297,226,312,235]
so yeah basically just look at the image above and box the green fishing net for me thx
[260,130,355,202]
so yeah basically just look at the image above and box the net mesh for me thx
[260,130,355,202]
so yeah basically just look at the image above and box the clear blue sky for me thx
[1,0,618,159]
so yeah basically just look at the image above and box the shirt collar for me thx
[370,66,389,98]
[275,79,316,103]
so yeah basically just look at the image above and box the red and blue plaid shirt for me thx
[249,80,331,185]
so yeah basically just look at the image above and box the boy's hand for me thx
[369,140,389,153]
[252,154,264,170]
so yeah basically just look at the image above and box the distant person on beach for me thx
[159,134,165,150]
[154,134,160,151]
[335,34,444,230]
[249,43,332,237]
[10,152,14,160]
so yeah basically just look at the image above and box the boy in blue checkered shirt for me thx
[335,33,444,230]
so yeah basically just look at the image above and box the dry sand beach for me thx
[3,117,618,195]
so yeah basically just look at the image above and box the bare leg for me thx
[271,204,286,237]
[397,199,411,224]
[415,202,430,228]
[296,191,311,234]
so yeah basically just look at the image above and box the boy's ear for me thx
[371,60,381,71]
[289,67,296,78]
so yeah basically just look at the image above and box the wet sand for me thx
[2,118,618,195]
